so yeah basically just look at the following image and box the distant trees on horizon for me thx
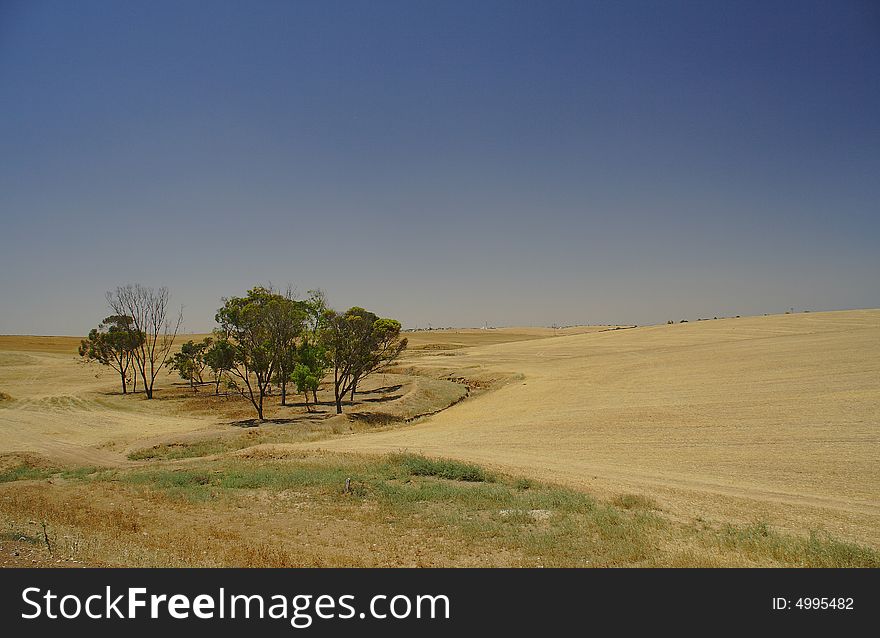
[79,284,407,420]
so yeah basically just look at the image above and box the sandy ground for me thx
[305,310,880,546]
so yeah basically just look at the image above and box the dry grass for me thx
[0,336,84,354]
[0,451,875,568]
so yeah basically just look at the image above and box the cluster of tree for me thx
[82,284,408,421]
[166,337,213,391]
[208,286,406,419]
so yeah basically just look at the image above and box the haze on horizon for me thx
[1,0,878,336]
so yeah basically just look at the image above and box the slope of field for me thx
[0,347,217,466]
[404,325,628,351]
[308,310,880,546]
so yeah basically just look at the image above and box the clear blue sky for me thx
[1,0,878,334]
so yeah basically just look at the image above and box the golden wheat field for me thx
[315,310,880,546]
[0,310,877,567]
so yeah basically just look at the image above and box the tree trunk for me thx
[350,375,359,402]
[281,379,287,406]
[120,371,127,394]
[335,396,342,414]
[312,389,318,404]
[143,371,153,399]
[138,362,150,399]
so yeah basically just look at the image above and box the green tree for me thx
[291,339,329,411]
[267,289,306,407]
[273,343,300,406]
[321,307,407,414]
[78,315,144,394]
[303,289,329,335]
[215,286,304,420]
[204,336,236,395]
[286,289,331,410]
[166,337,212,391]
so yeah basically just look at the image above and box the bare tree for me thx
[106,284,182,399]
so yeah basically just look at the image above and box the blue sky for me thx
[1,0,878,334]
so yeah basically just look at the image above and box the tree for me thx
[204,336,236,395]
[288,289,330,409]
[106,284,182,399]
[291,339,329,411]
[166,337,212,391]
[78,315,144,394]
[215,286,303,420]
[265,288,305,407]
[303,289,328,335]
[351,316,407,401]
[321,307,408,414]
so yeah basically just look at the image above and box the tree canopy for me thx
[321,307,407,414]
[215,286,304,420]
[78,315,144,394]
[166,337,212,391]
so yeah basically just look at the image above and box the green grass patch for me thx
[386,453,494,482]
[514,478,534,491]
[116,461,356,503]
[129,440,238,461]
[720,521,879,568]
[55,453,879,568]
[0,460,103,483]
[126,422,351,461]
[0,464,56,483]
[58,466,102,480]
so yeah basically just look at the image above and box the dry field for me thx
[0,311,878,567]
[315,310,880,547]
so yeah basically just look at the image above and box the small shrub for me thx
[388,453,494,482]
